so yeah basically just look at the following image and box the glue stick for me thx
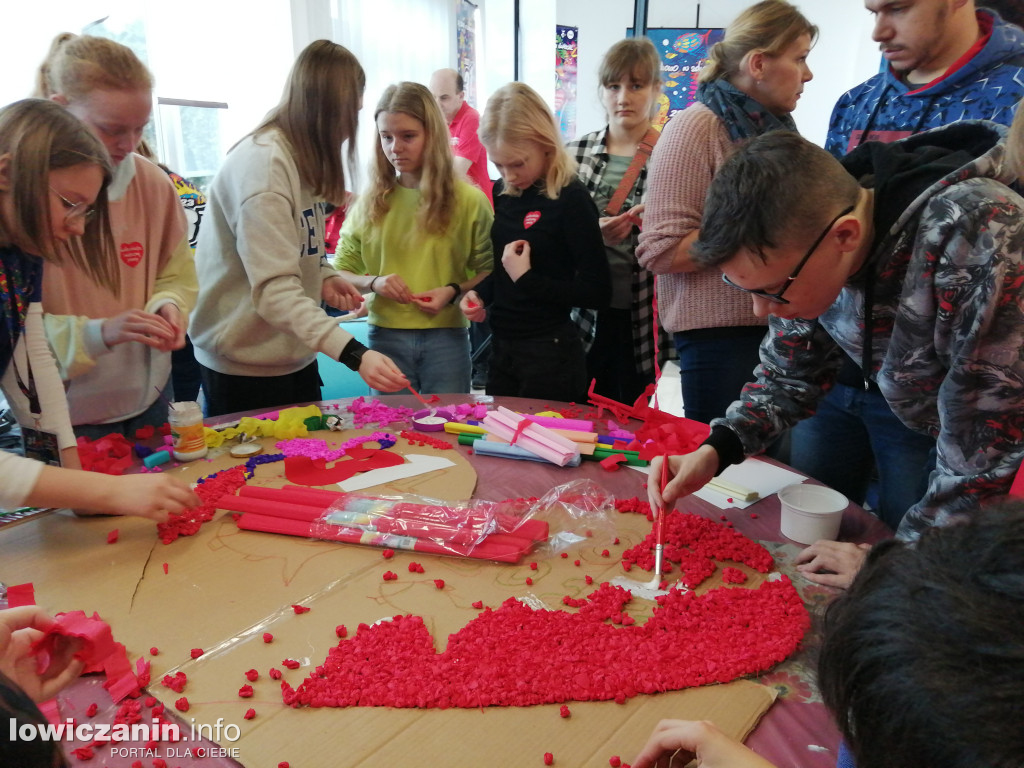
[168,401,207,461]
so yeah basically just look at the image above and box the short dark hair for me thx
[691,131,860,268]
[818,504,1024,768]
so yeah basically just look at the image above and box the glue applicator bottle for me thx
[168,401,208,461]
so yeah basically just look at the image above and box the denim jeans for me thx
[673,327,767,425]
[368,325,471,395]
[789,382,936,531]
[73,377,174,440]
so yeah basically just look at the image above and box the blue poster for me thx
[639,29,725,130]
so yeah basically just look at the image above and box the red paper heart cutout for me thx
[282,510,805,710]
[120,241,144,267]
[523,211,541,229]
[282,576,808,709]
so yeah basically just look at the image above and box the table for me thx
[0,394,892,768]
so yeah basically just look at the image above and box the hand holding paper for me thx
[0,606,84,702]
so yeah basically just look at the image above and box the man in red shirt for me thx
[428,68,493,207]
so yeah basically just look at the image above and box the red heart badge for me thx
[120,242,144,267]
[523,211,541,229]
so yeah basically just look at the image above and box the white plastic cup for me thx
[777,483,848,545]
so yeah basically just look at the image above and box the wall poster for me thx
[640,28,726,130]
[555,25,578,141]
[457,0,478,107]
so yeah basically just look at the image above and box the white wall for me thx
[1,0,886,162]
[554,0,881,148]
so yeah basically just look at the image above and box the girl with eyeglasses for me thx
[0,99,199,518]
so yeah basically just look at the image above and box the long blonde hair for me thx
[252,40,364,206]
[366,82,456,236]
[699,0,817,84]
[0,99,118,292]
[33,32,153,99]
[479,82,577,200]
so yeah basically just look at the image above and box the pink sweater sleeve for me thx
[637,103,732,274]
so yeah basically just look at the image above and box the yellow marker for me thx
[444,421,487,436]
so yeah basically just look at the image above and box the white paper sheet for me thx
[693,458,807,509]
[337,453,456,491]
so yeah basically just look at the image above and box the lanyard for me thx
[1,255,42,417]
[10,351,40,417]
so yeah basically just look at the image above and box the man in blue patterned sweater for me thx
[788,0,1024,534]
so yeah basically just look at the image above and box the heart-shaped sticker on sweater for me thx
[120,242,144,267]
[523,211,541,229]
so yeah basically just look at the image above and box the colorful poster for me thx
[457,0,478,107]
[555,25,578,141]
[641,28,725,131]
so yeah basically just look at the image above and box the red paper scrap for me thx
[5,582,35,607]
[599,453,627,471]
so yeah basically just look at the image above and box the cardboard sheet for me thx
[0,427,780,768]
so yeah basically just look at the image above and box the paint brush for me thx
[407,385,432,408]
[154,386,177,411]
[609,454,672,599]
[644,455,670,589]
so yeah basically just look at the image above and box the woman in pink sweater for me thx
[636,0,816,426]
[33,33,197,438]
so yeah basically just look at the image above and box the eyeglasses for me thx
[50,187,96,224]
[722,205,855,305]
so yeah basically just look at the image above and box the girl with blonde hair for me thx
[190,40,407,416]
[0,99,198,518]
[461,82,610,401]
[334,81,492,394]
[35,32,197,439]
[637,0,817,426]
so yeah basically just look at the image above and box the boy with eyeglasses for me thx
[648,117,1024,588]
